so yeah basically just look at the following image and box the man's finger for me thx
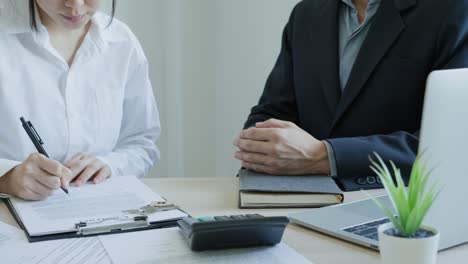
[239,128,277,141]
[235,151,271,166]
[256,119,291,129]
[234,139,274,154]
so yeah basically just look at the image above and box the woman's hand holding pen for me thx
[63,153,111,187]
[0,153,72,201]
[0,152,112,200]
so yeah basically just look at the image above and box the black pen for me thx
[20,117,69,195]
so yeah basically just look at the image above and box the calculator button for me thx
[183,218,200,225]
[197,216,215,222]
[246,214,264,219]
[214,216,231,221]
[230,215,246,220]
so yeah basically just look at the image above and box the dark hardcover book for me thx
[239,169,344,209]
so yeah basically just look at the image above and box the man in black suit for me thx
[234,0,468,191]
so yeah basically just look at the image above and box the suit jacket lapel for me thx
[315,0,341,117]
[331,0,408,129]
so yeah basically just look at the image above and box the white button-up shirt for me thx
[0,12,160,179]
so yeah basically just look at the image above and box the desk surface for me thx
[1,177,466,264]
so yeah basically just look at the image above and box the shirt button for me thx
[356,177,367,185]
[366,176,377,185]
[376,177,382,185]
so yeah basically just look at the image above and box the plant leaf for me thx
[390,161,409,226]
[405,207,422,236]
[367,152,441,237]
[407,156,422,211]
[370,155,399,213]
[415,181,442,229]
[363,190,402,231]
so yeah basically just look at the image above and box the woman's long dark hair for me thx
[29,0,116,30]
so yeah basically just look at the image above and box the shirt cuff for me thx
[0,193,11,198]
[0,160,20,198]
[323,140,338,177]
[0,160,21,178]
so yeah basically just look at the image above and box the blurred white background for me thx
[114,0,301,179]
[2,0,300,178]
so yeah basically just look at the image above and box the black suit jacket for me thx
[244,0,468,191]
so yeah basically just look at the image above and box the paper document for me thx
[100,227,314,264]
[9,176,187,236]
[0,221,24,243]
[0,237,112,264]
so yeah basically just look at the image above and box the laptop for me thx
[289,68,468,251]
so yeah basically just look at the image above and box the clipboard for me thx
[4,198,189,243]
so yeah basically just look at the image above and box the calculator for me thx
[177,214,289,251]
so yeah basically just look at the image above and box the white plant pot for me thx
[378,223,440,264]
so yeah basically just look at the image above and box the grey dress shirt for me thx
[325,0,381,177]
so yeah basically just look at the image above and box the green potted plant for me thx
[368,153,441,264]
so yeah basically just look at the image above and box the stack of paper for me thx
[0,237,112,264]
[7,177,187,238]
[0,221,23,244]
[0,221,112,264]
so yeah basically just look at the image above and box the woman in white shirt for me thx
[0,0,160,200]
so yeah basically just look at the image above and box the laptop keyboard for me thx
[342,218,390,241]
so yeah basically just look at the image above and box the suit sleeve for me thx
[327,132,419,191]
[328,1,468,191]
[244,6,299,129]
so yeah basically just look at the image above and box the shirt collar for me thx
[1,5,126,44]
[91,12,128,43]
[341,0,381,9]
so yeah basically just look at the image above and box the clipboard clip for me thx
[123,201,179,215]
[74,201,179,236]
[75,216,148,236]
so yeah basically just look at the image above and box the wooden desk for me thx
[1,177,466,263]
